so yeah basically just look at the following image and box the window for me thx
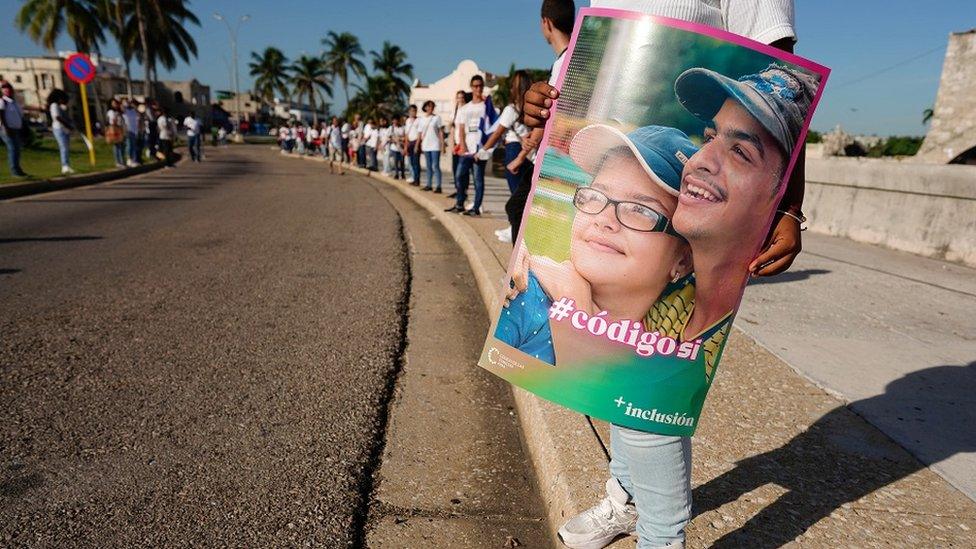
[15,75,22,83]
[174,91,184,103]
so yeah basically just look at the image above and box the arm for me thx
[482,124,507,151]
[455,121,467,155]
[749,36,805,276]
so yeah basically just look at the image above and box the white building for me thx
[408,59,499,129]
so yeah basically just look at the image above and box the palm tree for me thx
[15,0,106,124]
[249,47,290,103]
[369,41,413,102]
[125,0,200,97]
[348,75,399,121]
[97,0,136,96]
[322,31,367,109]
[289,55,332,124]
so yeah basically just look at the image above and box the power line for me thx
[832,44,945,89]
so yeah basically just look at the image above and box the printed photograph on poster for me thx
[479,8,830,436]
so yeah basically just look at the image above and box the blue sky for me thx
[2,0,973,136]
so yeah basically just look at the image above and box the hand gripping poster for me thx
[478,8,829,436]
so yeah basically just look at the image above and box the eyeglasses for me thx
[573,187,683,238]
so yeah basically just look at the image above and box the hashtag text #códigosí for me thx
[547,297,702,360]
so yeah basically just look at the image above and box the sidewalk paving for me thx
[289,153,976,547]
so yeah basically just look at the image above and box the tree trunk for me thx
[115,0,133,97]
[310,90,317,125]
[135,0,152,99]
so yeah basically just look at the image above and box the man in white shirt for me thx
[183,113,203,162]
[363,118,379,171]
[0,80,27,176]
[445,75,488,216]
[329,117,345,175]
[156,106,176,167]
[389,116,407,180]
[403,105,422,185]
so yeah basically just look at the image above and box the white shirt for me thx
[157,115,174,140]
[417,114,443,152]
[106,108,122,128]
[497,104,528,144]
[330,126,343,147]
[0,96,24,130]
[379,126,391,149]
[308,128,320,141]
[183,116,201,136]
[389,125,405,152]
[405,116,421,141]
[50,103,67,131]
[364,123,378,148]
[589,0,795,44]
[454,100,487,154]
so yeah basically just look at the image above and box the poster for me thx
[478,8,830,436]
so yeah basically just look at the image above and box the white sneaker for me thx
[558,478,638,549]
[61,165,75,175]
[495,226,513,243]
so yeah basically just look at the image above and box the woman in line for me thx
[47,89,74,175]
[417,100,445,192]
[481,70,532,241]
[105,99,125,168]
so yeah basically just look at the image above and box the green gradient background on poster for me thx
[481,335,726,436]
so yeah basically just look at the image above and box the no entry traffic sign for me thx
[64,53,96,84]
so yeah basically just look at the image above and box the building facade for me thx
[408,59,498,129]
[917,29,976,164]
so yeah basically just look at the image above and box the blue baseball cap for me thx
[568,124,699,197]
[674,63,819,157]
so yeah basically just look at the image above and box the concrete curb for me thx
[0,153,182,200]
[288,153,608,541]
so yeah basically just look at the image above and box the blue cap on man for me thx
[569,124,699,196]
[674,63,819,157]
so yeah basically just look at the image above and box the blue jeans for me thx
[1,130,24,175]
[366,146,378,171]
[188,134,202,161]
[454,155,486,211]
[393,151,405,179]
[407,142,421,182]
[423,150,442,190]
[503,142,523,194]
[112,142,125,166]
[126,132,140,163]
[53,127,71,167]
[610,425,692,548]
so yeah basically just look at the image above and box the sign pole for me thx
[63,53,98,167]
[79,83,96,167]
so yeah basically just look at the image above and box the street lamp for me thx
[214,12,249,136]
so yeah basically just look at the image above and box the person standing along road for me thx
[156,106,176,167]
[329,117,345,175]
[122,99,141,167]
[145,100,160,160]
[183,112,203,162]
[447,90,469,199]
[446,75,488,216]
[47,89,75,175]
[105,98,126,168]
[417,100,444,193]
[404,105,422,185]
[389,116,406,180]
[0,80,28,177]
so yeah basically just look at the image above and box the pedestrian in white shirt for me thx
[329,117,345,175]
[363,118,379,171]
[389,116,406,180]
[183,113,202,162]
[417,100,445,193]
[445,74,488,216]
[47,89,74,174]
[403,105,422,185]
[156,106,176,167]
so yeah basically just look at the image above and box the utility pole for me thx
[213,12,249,136]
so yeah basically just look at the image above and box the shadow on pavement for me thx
[747,268,830,285]
[694,361,976,548]
[0,236,103,244]
[0,269,20,275]
[90,185,210,190]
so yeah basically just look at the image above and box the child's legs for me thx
[610,424,691,548]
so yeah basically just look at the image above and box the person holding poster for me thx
[480,7,828,549]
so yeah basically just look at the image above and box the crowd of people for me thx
[275,71,537,242]
[0,77,207,179]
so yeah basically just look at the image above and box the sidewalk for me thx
[290,153,976,547]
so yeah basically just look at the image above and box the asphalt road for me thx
[0,147,409,546]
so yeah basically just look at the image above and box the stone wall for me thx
[917,29,976,164]
[804,155,976,266]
